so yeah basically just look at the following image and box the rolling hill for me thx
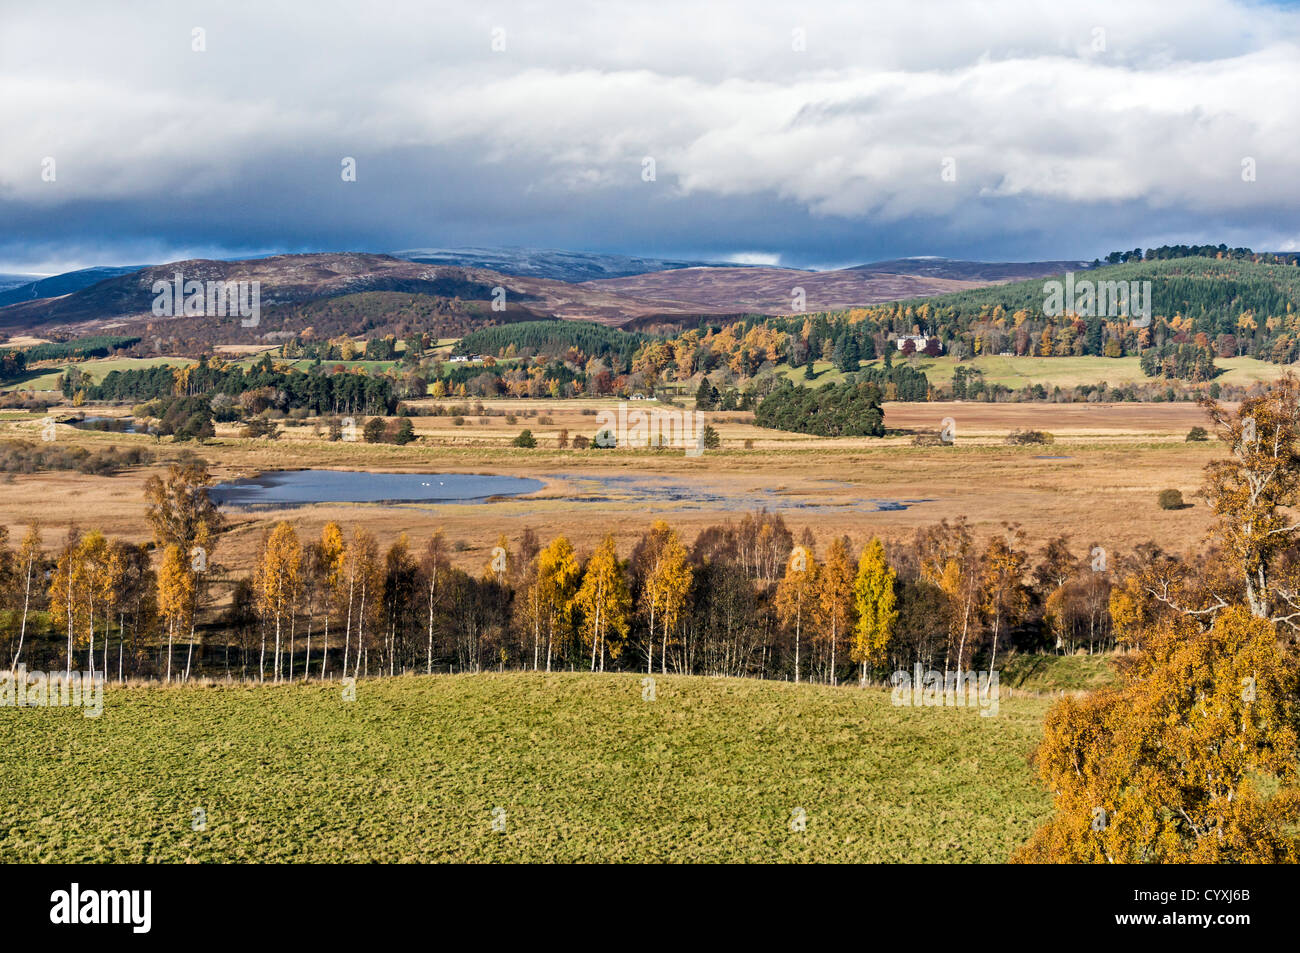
[0,250,1119,340]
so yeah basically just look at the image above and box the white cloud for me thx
[1,0,1298,266]
[725,252,782,266]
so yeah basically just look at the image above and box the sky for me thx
[2,0,1299,274]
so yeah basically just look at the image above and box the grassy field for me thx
[10,350,1286,395]
[0,672,1053,863]
[779,354,1289,390]
[3,356,197,391]
[1000,652,1119,692]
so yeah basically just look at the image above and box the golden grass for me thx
[0,400,1225,576]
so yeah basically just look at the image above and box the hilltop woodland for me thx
[3,248,1298,420]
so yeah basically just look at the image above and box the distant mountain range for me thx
[0,273,42,294]
[0,249,1097,338]
[390,247,748,282]
[0,266,148,308]
[849,257,1093,281]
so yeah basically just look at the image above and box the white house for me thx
[896,334,941,354]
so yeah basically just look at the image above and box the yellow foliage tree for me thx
[575,534,631,671]
[814,537,854,685]
[157,544,195,684]
[1014,608,1300,862]
[639,520,692,674]
[254,522,302,683]
[851,538,897,683]
[775,544,818,684]
[534,535,580,672]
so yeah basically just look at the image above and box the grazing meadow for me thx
[1,672,1054,863]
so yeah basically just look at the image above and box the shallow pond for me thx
[210,470,544,507]
[66,416,153,434]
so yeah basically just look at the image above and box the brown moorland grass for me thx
[0,400,1224,578]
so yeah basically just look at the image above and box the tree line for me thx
[4,467,1137,685]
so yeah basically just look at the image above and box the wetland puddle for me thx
[208,469,931,515]
[210,470,544,507]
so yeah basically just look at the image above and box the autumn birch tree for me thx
[814,536,854,685]
[775,544,817,684]
[8,523,42,674]
[255,522,302,683]
[157,544,194,684]
[575,534,630,671]
[534,535,579,672]
[851,538,897,684]
[421,531,450,674]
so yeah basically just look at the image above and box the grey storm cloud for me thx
[2,0,1299,272]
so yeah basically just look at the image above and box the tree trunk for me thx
[342,570,356,678]
[184,620,195,681]
[426,587,435,675]
[830,618,837,686]
[321,611,330,679]
[647,604,656,674]
[988,613,1000,679]
[303,609,313,682]
[794,608,801,685]
[10,553,33,674]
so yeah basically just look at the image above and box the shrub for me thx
[393,419,416,445]
[1158,488,1185,510]
[1186,426,1209,442]
[512,429,537,448]
[0,440,152,476]
[363,417,388,443]
[702,425,721,449]
[571,434,589,449]
[1005,429,1054,445]
[241,417,279,440]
